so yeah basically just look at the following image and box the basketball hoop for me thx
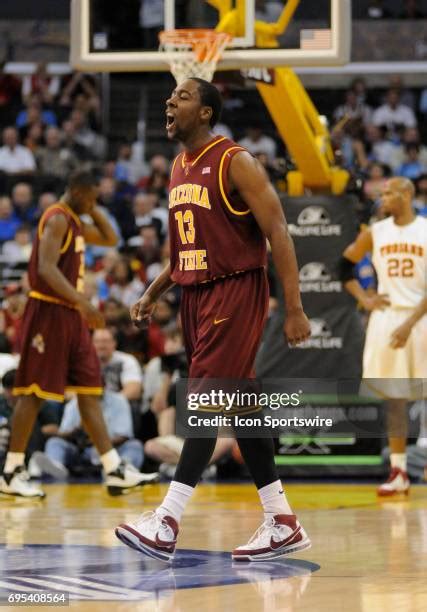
[159,29,232,84]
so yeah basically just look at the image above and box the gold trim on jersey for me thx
[66,386,103,395]
[181,136,226,169]
[171,155,180,179]
[29,290,76,309]
[12,383,64,402]
[218,146,250,216]
[38,203,80,255]
[60,228,73,254]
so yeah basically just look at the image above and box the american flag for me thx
[300,29,332,51]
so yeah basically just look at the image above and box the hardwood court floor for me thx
[0,482,426,611]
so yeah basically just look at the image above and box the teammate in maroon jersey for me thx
[116,79,311,562]
[0,171,157,498]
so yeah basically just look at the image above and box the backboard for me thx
[71,0,351,72]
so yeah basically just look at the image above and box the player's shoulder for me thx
[370,216,393,235]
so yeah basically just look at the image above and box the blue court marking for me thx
[0,545,320,601]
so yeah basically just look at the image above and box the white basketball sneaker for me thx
[0,466,46,499]
[105,461,159,496]
[232,514,311,562]
[377,467,410,497]
[115,511,179,562]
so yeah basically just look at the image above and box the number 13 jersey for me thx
[168,135,267,286]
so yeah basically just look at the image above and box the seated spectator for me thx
[61,119,93,162]
[129,224,162,282]
[21,63,60,106]
[0,126,36,175]
[0,63,21,109]
[69,109,106,160]
[390,127,427,170]
[36,192,57,218]
[92,327,143,401]
[33,389,144,477]
[396,144,426,180]
[363,162,390,202]
[36,126,78,181]
[238,125,277,163]
[0,284,27,354]
[364,124,399,170]
[108,255,145,308]
[16,96,56,132]
[399,0,425,19]
[372,89,417,136]
[97,177,135,240]
[212,121,234,140]
[114,142,146,185]
[366,0,393,18]
[333,89,372,125]
[2,223,32,264]
[413,174,427,216]
[386,75,416,112]
[23,122,45,154]
[0,196,20,243]
[11,182,38,225]
[131,191,166,241]
[59,72,101,128]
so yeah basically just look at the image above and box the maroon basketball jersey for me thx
[28,203,85,306]
[169,135,267,285]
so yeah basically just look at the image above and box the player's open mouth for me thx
[166,114,175,128]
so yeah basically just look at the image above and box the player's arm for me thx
[229,151,310,345]
[38,214,104,328]
[340,228,390,311]
[130,263,175,328]
[81,206,119,246]
[390,296,427,349]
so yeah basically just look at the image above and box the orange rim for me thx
[159,29,232,62]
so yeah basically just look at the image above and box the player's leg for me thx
[0,395,46,498]
[232,435,311,561]
[76,393,158,495]
[69,313,158,495]
[363,309,411,496]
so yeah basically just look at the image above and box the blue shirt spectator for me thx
[0,196,21,243]
[60,390,134,439]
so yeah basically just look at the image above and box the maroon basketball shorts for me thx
[13,298,102,401]
[180,268,269,380]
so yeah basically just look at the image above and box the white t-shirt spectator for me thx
[0,145,36,174]
[102,350,143,394]
[238,134,277,163]
[372,104,417,130]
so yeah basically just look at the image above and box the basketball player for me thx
[116,78,312,561]
[0,171,157,498]
[340,177,427,496]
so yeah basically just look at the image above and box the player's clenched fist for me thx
[130,294,156,328]
[284,309,311,347]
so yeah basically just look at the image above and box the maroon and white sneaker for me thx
[115,511,178,562]
[377,467,410,497]
[232,514,311,562]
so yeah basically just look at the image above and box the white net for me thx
[159,29,232,84]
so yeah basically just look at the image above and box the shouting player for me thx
[116,78,312,561]
[0,171,157,498]
[340,177,427,496]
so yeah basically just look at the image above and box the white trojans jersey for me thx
[371,216,427,308]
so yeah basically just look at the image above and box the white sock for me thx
[157,480,194,523]
[390,453,407,471]
[100,449,121,473]
[258,479,293,519]
[4,452,25,474]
